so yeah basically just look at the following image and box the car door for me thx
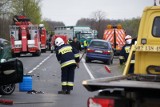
[0,39,23,85]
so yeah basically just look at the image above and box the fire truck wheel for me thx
[43,49,46,53]
[12,53,16,58]
[36,51,41,56]
[16,53,20,57]
[0,84,15,95]
[85,57,91,63]
[41,49,46,53]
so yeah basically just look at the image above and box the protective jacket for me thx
[70,41,82,51]
[119,44,132,64]
[55,44,80,68]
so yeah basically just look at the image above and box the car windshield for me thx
[80,33,94,39]
[90,41,108,49]
[0,39,12,61]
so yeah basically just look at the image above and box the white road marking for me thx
[28,54,53,74]
[82,58,95,79]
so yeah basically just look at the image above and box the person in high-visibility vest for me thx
[55,37,80,94]
[83,40,88,50]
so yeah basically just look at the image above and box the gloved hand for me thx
[76,63,79,68]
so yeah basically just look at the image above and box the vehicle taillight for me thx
[103,51,111,54]
[87,48,94,53]
[88,97,114,107]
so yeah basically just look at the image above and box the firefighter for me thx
[55,37,80,94]
[119,35,132,65]
[70,37,82,52]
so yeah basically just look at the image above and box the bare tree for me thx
[0,0,12,39]
[91,10,106,38]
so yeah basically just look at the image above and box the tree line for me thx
[76,11,141,39]
[0,0,64,40]
[0,1,141,40]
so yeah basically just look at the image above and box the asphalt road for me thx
[0,51,122,107]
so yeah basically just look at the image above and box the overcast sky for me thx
[41,0,153,26]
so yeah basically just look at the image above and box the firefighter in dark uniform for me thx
[119,35,132,65]
[70,37,82,52]
[55,37,80,94]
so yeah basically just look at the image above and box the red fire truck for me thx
[50,34,68,53]
[10,15,41,57]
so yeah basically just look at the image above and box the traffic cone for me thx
[104,65,111,73]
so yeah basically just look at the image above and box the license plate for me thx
[95,50,102,53]
[135,45,160,52]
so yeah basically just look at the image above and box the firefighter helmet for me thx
[125,35,132,44]
[55,37,64,46]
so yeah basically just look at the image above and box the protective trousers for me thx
[61,65,76,91]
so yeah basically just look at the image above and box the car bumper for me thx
[86,53,112,61]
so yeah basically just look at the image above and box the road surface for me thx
[0,52,122,107]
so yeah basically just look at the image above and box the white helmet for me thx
[55,37,64,46]
[125,35,132,44]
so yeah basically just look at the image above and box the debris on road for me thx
[27,90,44,94]
[0,99,54,105]
[104,65,111,73]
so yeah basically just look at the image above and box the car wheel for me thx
[106,59,111,65]
[111,59,113,64]
[41,49,46,53]
[85,57,91,63]
[0,84,15,95]
[33,51,41,56]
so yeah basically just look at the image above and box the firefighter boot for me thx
[58,90,66,94]
[66,90,70,94]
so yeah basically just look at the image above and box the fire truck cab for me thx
[50,34,68,53]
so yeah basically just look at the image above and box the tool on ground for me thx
[0,99,54,105]
[0,99,13,105]
[104,65,111,73]
[27,90,44,94]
